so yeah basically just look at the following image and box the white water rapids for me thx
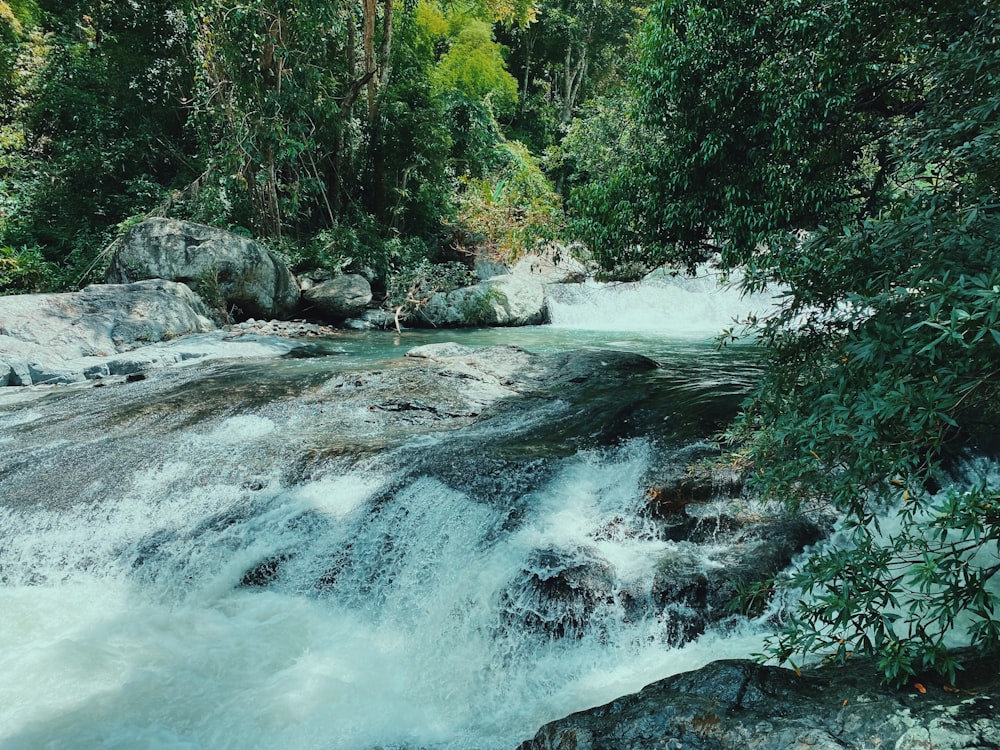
[0,277,777,750]
[0,441,768,749]
[546,270,777,334]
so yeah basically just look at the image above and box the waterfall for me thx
[0,334,769,750]
[546,271,778,335]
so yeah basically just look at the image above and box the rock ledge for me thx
[519,652,1000,750]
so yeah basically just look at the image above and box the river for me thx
[0,276,778,750]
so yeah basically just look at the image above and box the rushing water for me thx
[0,279,777,750]
[545,269,775,334]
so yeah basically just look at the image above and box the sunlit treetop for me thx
[430,19,519,113]
[435,0,537,26]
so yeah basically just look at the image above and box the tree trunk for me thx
[520,27,535,113]
[378,0,393,91]
[333,6,365,214]
[562,42,588,123]
[369,0,394,221]
[363,0,377,119]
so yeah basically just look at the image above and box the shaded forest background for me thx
[0,0,642,292]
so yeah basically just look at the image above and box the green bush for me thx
[455,139,563,260]
[385,258,477,322]
[0,244,57,293]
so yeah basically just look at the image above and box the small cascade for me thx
[546,271,778,335]
[0,439,773,750]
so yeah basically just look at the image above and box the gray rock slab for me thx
[418,274,547,327]
[0,280,216,385]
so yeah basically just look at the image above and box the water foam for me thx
[0,439,770,749]
[546,272,777,335]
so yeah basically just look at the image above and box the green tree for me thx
[0,1,36,103]
[413,0,563,264]
[187,0,457,271]
[555,93,664,276]
[0,0,554,291]
[2,0,195,283]
[498,0,645,150]
[571,0,1000,683]
[430,20,518,116]
[189,0,350,237]
[0,0,37,262]
[375,8,454,241]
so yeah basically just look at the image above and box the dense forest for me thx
[2,0,999,685]
[0,0,641,293]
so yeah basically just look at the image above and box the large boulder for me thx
[491,514,824,647]
[0,279,216,385]
[418,249,589,327]
[499,546,618,639]
[418,273,547,326]
[649,518,825,641]
[106,218,300,319]
[302,273,372,320]
[474,247,589,284]
[510,250,588,284]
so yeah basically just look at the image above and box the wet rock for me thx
[408,345,658,396]
[474,255,510,280]
[106,218,300,320]
[646,464,746,520]
[518,652,1000,750]
[413,453,553,509]
[486,461,823,646]
[296,268,331,292]
[500,547,617,638]
[510,250,588,284]
[240,553,291,587]
[405,342,477,360]
[25,360,89,386]
[414,249,593,327]
[225,318,339,338]
[484,273,549,325]
[491,515,823,648]
[277,345,666,480]
[651,518,825,640]
[344,309,395,330]
[418,274,548,327]
[473,248,589,284]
